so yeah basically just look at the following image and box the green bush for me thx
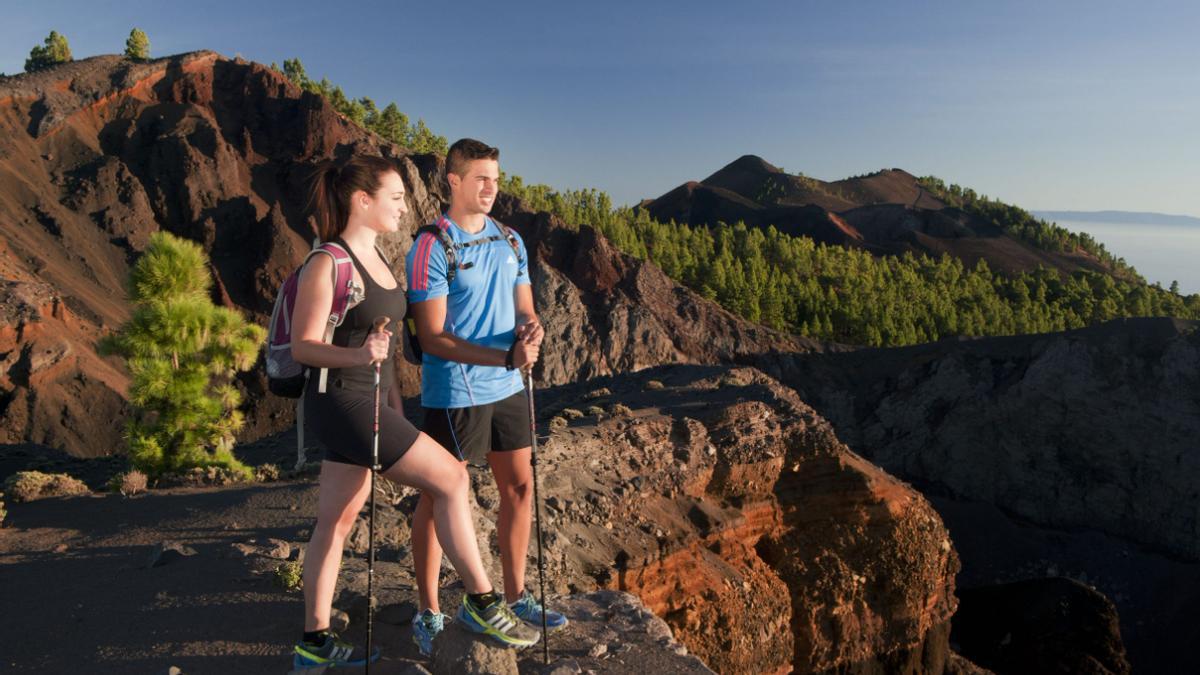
[99,232,264,479]
[560,408,585,420]
[275,560,303,590]
[586,405,605,417]
[3,471,89,502]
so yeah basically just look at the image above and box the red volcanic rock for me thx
[0,279,126,456]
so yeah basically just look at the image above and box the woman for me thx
[290,155,539,668]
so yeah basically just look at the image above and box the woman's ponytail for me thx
[306,156,396,241]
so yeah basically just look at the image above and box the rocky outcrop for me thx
[522,364,964,673]
[0,53,818,459]
[762,317,1200,562]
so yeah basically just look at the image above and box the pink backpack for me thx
[265,241,364,468]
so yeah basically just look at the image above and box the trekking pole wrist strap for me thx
[505,343,517,371]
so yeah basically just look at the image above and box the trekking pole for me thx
[523,366,550,665]
[367,315,390,674]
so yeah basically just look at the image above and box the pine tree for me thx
[124,28,150,61]
[408,118,449,154]
[99,232,265,478]
[25,31,73,72]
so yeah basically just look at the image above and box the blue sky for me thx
[3,0,1197,216]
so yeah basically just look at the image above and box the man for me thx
[405,138,567,656]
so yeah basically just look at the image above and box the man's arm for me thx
[513,284,544,346]
[410,296,538,368]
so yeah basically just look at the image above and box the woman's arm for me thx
[290,253,391,368]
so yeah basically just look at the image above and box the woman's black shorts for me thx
[303,380,420,471]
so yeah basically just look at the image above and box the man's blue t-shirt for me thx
[405,214,531,408]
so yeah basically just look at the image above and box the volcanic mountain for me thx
[643,154,1114,277]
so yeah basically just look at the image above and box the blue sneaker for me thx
[293,632,380,669]
[510,589,568,631]
[456,594,541,648]
[411,608,447,657]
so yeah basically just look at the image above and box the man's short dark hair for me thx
[446,138,499,179]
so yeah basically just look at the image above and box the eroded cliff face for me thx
[517,365,964,674]
[762,317,1200,562]
[0,53,813,458]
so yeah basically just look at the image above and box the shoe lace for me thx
[516,593,543,615]
[423,611,445,632]
[497,601,527,625]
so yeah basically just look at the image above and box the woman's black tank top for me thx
[322,239,406,393]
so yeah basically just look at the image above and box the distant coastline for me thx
[1033,210,1200,227]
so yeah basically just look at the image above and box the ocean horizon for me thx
[1056,220,1200,295]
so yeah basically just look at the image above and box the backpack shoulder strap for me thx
[491,219,525,275]
[307,240,363,392]
[415,223,459,283]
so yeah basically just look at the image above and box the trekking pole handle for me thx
[371,316,391,367]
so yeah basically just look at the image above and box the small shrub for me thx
[254,464,280,482]
[609,403,633,416]
[585,388,611,400]
[549,416,567,430]
[561,408,585,420]
[3,471,89,502]
[165,465,253,487]
[586,405,605,417]
[719,374,744,388]
[275,560,303,590]
[645,380,664,390]
[0,491,6,526]
[109,470,148,497]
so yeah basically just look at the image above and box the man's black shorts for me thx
[421,390,532,465]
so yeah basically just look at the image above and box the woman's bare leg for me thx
[303,461,370,632]
[383,432,491,596]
